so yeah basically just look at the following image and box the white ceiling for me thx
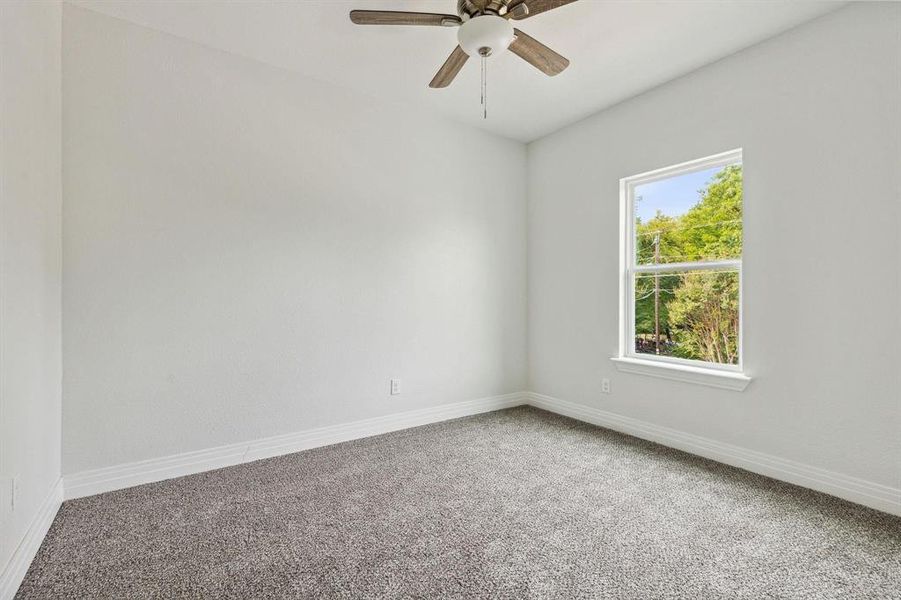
[72,0,843,142]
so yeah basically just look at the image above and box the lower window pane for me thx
[634,269,739,365]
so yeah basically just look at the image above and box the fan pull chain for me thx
[480,54,487,119]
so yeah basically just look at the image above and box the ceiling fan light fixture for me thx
[457,15,515,58]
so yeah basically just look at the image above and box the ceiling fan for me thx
[349,1,576,89]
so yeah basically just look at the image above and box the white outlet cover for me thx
[0,477,11,521]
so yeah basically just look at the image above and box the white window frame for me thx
[612,149,750,391]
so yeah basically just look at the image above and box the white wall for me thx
[528,3,900,489]
[62,6,527,474]
[0,0,62,579]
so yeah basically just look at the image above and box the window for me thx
[614,149,750,390]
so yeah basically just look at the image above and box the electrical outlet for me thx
[0,477,10,522]
[390,378,401,395]
[601,378,611,394]
[0,476,18,516]
[11,476,19,511]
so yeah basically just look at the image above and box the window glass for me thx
[633,269,740,365]
[634,165,742,265]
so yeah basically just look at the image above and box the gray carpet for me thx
[17,406,901,599]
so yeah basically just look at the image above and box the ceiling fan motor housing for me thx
[457,15,515,57]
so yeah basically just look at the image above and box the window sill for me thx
[610,357,751,391]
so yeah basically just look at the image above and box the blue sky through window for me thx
[634,165,722,223]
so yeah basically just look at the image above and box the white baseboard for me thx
[526,392,901,517]
[63,389,900,517]
[64,392,527,500]
[0,478,63,600]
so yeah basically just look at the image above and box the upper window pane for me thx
[634,163,743,265]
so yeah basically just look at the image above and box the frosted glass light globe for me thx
[457,15,515,58]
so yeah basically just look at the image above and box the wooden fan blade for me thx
[349,10,461,27]
[429,46,469,88]
[507,0,578,20]
[509,29,569,76]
